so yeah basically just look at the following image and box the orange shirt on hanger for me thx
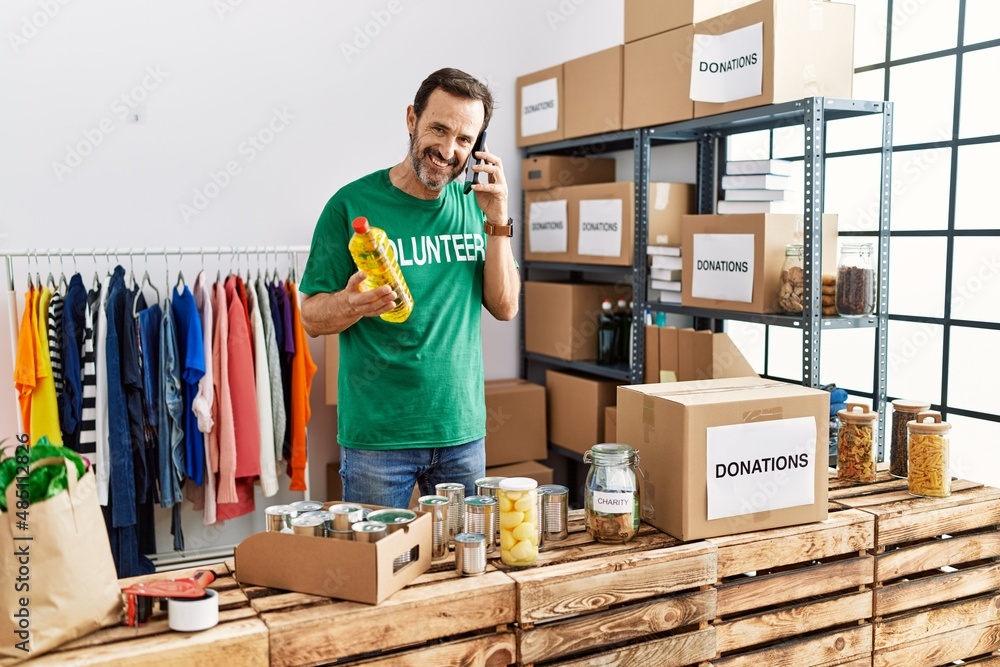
[14,287,37,434]
[285,280,316,492]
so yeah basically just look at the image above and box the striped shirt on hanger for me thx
[77,286,100,455]
[48,292,64,395]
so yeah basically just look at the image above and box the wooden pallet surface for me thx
[874,592,1000,652]
[876,560,1000,617]
[247,566,515,667]
[706,508,874,578]
[710,624,873,667]
[873,620,1000,667]
[11,562,268,667]
[518,589,715,665]
[534,626,716,667]
[340,631,517,667]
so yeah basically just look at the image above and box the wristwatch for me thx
[484,218,514,237]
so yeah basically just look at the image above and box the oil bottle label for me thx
[592,491,634,514]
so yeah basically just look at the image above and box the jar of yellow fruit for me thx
[498,477,539,567]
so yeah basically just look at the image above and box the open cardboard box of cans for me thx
[233,501,432,605]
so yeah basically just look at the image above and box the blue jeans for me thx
[340,439,486,509]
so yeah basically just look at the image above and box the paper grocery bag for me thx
[0,457,122,663]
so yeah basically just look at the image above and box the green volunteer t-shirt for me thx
[300,168,488,450]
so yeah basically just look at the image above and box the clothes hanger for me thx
[133,250,160,317]
[91,249,100,291]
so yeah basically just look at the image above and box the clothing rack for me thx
[4,244,311,450]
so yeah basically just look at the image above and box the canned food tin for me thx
[290,500,324,514]
[418,495,450,560]
[475,477,506,541]
[435,483,466,546]
[352,521,387,543]
[464,496,498,554]
[454,532,487,576]
[538,484,569,542]
[290,513,326,537]
[264,504,298,533]
[329,503,365,531]
[367,509,418,569]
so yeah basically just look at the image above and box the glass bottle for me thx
[615,298,631,364]
[347,216,414,323]
[777,244,804,315]
[889,399,931,479]
[584,443,640,544]
[837,402,878,484]
[597,299,616,365]
[498,477,538,567]
[907,411,951,498]
[836,243,875,317]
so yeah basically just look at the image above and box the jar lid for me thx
[892,399,932,413]
[785,243,803,255]
[838,402,878,423]
[841,242,874,251]
[499,477,537,492]
[908,410,951,434]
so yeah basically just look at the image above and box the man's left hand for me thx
[470,146,508,228]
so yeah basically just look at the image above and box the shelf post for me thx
[802,97,826,389]
[874,101,894,461]
[632,129,650,385]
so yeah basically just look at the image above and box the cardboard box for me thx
[485,460,554,486]
[659,326,680,381]
[677,329,757,381]
[485,379,548,467]
[647,183,696,246]
[623,26,695,129]
[525,281,630,361]
[624,0,764,42]
[692,0,855,117]
[546,369,620,456]
[525,182,686,265]
[521,155,616,191]
[234,504,432,604]
[564,46,623,139]
[644,324,660,383]
[325,334,339,405]
[617,377,830,541]
[681,213,837,313]
[604,406,617,443]
[517,65,564,147]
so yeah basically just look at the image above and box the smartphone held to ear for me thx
[463,130,487,195]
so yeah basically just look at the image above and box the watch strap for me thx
[484,218,514,237]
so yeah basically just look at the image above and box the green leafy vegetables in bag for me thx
[0,437,87,511]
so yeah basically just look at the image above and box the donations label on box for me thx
[578,198,623,257]
[691,233,755,302]
[706,416,817,520]
[690,22,763,103]
[528,199,568,253]
[521,77,559,137]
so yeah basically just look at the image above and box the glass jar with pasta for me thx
[837,402,878,484]
[907,411,951,498]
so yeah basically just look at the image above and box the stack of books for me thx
[648,245,681,304]
[718,159,798,214]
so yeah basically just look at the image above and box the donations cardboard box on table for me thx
[617,377,830,541]
[234,504,431,605]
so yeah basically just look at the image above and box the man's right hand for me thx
[344,270,398,319]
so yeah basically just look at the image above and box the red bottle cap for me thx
[352,217,370,234]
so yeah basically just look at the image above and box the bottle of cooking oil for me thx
[348,216,414,323]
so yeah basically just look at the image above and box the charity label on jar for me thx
[592,491,635,515]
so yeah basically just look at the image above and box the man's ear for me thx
[406,105,417,136]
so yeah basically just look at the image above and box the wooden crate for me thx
[831,474,1000,666]
[242,558,516,667]
[11,562,268,667]
[497,510,717,667]
[704,505,876,666]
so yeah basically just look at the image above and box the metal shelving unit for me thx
[521,97,894,468]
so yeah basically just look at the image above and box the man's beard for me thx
[409,137,461,191]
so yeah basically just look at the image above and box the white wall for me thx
[0,0,625,559]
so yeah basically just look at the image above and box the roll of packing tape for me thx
[167,588,219,632]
